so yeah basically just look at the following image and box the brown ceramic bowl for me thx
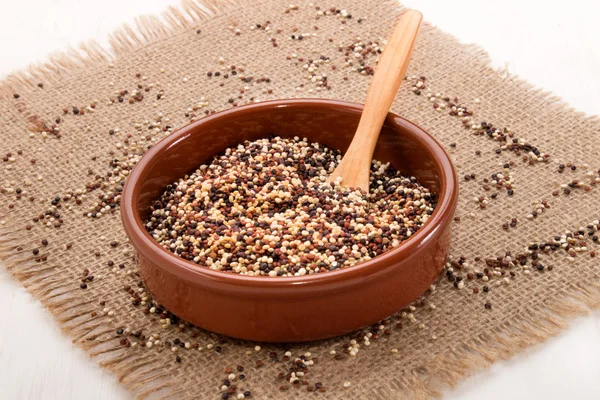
[121,99,457,342]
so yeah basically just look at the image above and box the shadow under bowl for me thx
[121,99,458,342]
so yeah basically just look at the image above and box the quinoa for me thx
[145,136,436,276]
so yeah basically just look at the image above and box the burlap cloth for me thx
[1,0,599,398]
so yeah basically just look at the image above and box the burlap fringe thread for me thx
[0,225,171,397]
[0,0,256,99]
[2,0,600,398]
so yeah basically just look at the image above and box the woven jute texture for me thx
[1,0,600,398]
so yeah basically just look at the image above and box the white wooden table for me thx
[1,1,600,398]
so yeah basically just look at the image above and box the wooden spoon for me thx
[327,10,423,191]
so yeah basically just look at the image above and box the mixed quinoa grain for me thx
[145,136,436,276]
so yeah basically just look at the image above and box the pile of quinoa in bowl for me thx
[145,136,436,277]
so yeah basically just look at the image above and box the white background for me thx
[1,0,600,399]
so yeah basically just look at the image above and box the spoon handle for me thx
[328,10,422,190]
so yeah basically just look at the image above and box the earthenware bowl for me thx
[121,99,458,342]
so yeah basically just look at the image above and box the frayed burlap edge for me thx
[0,0,256,99]
[2,0,600,399]
[0,225,176,398]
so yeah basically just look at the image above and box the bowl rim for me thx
[121,98,458,290]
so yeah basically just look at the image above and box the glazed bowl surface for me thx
[121,99,458,342]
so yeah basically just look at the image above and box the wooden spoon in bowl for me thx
[327,10,423,191]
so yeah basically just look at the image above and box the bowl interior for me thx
[136,100,446,223]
